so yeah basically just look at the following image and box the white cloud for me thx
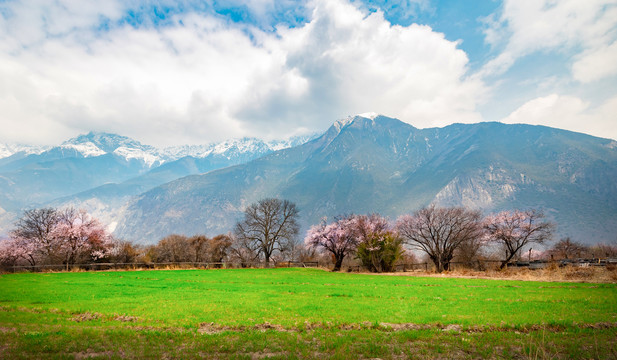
[0,0,486,146]
[501,94,617,140]
[572,40,617,83]
[481,0,617,79]
[0,0,123,49]
[236,0,486,133]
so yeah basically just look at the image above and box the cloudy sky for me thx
[1,0,616,147]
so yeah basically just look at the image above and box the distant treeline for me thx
[1,199,616,273]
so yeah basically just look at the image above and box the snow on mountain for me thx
[267,134,319,151]
[159,135,317,160]
[0,143,50,159]
[61,132,162,165]
[60,142,107,157]
[0,145,10,159]
[357,112,380,120]
[113,147,161,167]
[158,144,213,159]
[3,131,317,167]
[64,132,154,154]
[210,138,269,157]
[331,113,384,134]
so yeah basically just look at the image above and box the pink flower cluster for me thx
[0,208,112,266]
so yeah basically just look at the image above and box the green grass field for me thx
[0,268,616,359]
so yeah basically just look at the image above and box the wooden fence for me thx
[3,258,615,274]
[3,261,321,273]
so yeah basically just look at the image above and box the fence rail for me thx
[3,261,322,273]
[2,258,615,274]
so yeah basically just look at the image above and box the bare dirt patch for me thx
[113,315,138,322]
[71,312,102,322]
[0,326,16,333]
[196,321,617,334]
[73,350,114,359]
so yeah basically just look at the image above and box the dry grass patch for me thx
[71,312,102,322]
[382,264,617,283]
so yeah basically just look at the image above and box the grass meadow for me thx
[0,268,616,359]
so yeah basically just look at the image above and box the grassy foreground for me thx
[0,268,616,359]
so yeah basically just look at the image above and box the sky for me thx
[0,0,616,147]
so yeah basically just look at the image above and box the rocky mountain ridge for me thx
[113,115,617,244]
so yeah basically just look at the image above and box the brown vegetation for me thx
[377,264,617,283]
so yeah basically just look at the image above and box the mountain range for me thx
[0,132,314,237]
[2,115,616,245]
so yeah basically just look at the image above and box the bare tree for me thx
[484,209,554,269]
[189,235,210,263]
[109,239,143,264]
[454,236,485,266]
[11,208,59,264]
[396,205,483,273]
[550,237,587,260]
[234,198,299,266]
[208,234,232,263]
[589,241,617,258]
[228,234,261,267]
[153,234,193,263]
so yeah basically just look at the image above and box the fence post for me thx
[425,262,428,271]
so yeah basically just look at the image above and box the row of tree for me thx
[0,208,112,268]
[306,206,554,272]
[1,199,615,272]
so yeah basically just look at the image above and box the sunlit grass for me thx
[0,268,616,358]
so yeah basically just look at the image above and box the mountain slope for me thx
[114,115,617,244]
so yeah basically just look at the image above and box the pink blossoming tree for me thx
[305,215,359,271]
[50,208,112,268]
[306,214,402,272]
[484,209,554,269]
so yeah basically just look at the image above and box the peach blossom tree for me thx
[484,209,554,269]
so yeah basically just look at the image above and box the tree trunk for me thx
[499,254,514,270]
[499,251,516,270]
[333,256,344,272]
[433,258,444,273]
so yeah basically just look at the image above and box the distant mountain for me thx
[0,143,49,159]
[114,115,617,245]
[49,136,316,231]
[0,132,163,212]
[0,132,316,236]
[0,143,50,168]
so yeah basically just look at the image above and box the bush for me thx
[356,232,403,273]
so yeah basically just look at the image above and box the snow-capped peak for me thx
[0,143,50,159]
[356,112,380,120]
[4,132,316,167]
[61,131,163,165]
[333,113,381,133]
[64,131,152,153]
